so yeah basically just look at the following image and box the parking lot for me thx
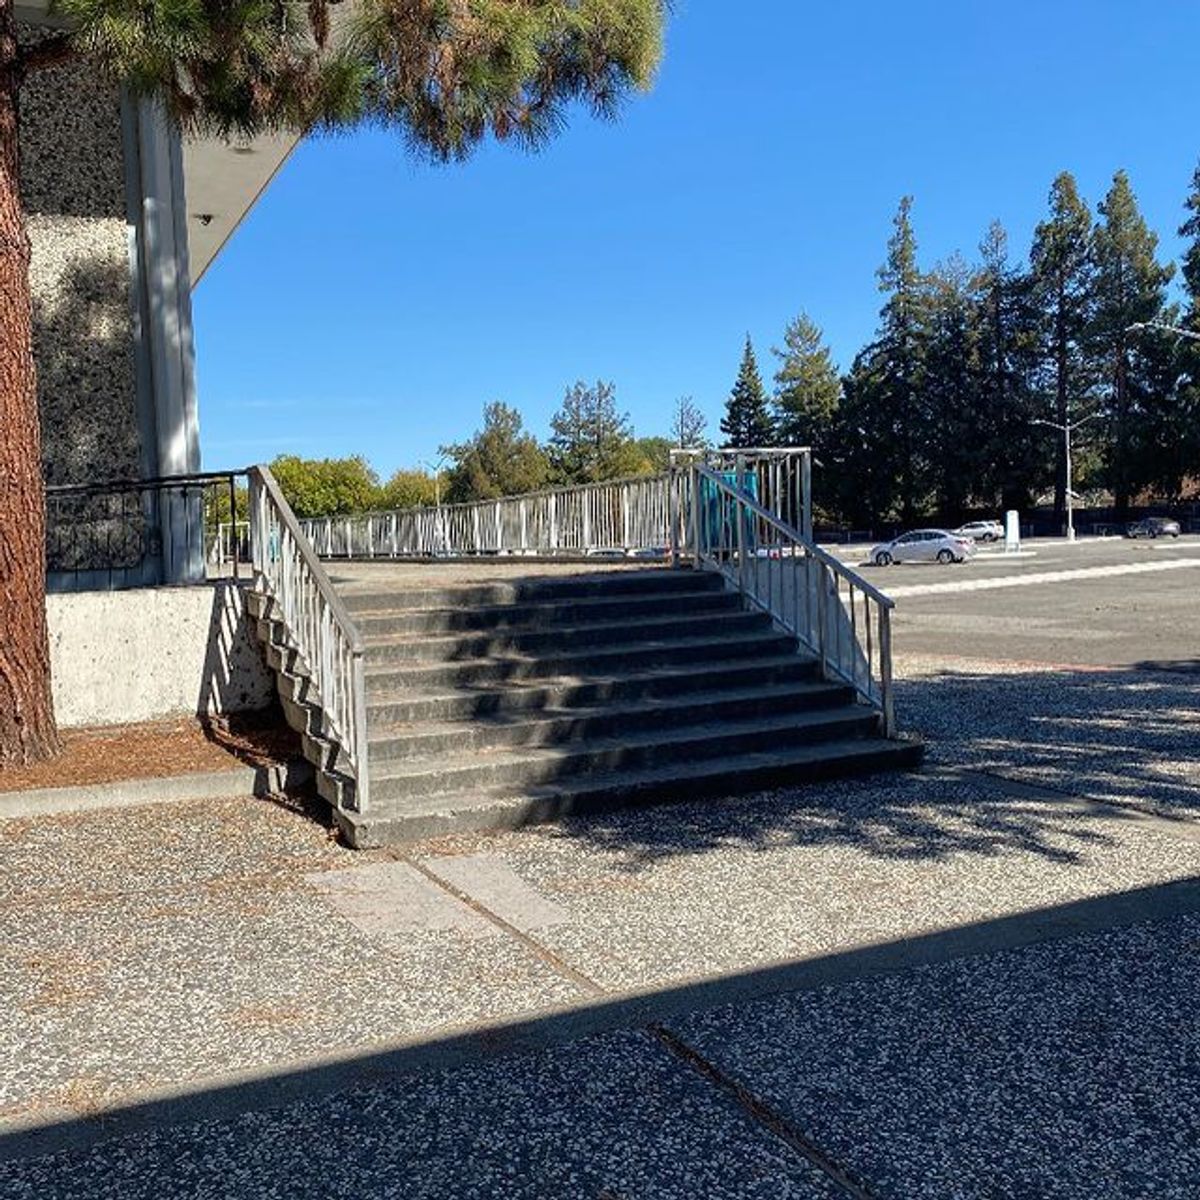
[830,534,1200,668]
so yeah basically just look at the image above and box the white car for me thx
[870,529,975,565]
[955,520,1003,543]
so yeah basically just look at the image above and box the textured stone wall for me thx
[18,28,141,487]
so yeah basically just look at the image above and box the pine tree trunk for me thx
[0,0,61,767]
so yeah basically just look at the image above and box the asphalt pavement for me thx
[832,535,1200,667]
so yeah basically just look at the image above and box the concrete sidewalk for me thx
[1,654,1198,1196]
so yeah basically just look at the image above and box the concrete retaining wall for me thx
[47,582,276,728]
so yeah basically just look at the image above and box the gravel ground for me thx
[0,797,580,1124]
[2,641,1198,1196]
[410,769,1200,994]
[0,1029,843,1200]
[895,653,1200,815]
[680,912,1200,1199]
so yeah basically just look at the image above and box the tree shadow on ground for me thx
[547,662,1200,871]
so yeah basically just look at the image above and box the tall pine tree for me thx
[973,221,1044,510]
[1030,173,1096,528]
[924,255,983,518]
[872,196,930,523]
[720,337,774,447]
[1091,170,1176,513]
[1173,163,1200,496]
[772,313,841,450]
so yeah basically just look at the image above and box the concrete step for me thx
[363,630,799,692]
[365,654,823,724]
[368,708,882,801]
[339,567,723,614]
[352,588,741,635]
[336,736,925,846]
[363,610,772,663]
[367,679,857,760]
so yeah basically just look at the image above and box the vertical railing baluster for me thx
[879,605,895,737]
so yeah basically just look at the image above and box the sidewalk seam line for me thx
[403,851,879,1197]
[396,852,605,996]
[647,1023,879,1199]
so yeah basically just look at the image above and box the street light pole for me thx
[1031,413,1101,541]
[420,455,448,554]
[420,456,448,508]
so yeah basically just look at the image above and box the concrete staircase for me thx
[279,566,920,847]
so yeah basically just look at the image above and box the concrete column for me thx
[124,98,203,584]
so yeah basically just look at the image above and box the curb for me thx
[0,758,313,820]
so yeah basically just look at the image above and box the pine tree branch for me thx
[21,33,76,75]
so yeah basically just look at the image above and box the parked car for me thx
[1126,516,1181,539]
[870,529,975,565]
[955,519,1003,543]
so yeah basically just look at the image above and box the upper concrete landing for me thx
[325,559,673,601]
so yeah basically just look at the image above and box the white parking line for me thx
[885,557,1200,598]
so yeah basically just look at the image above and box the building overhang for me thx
[182,133,301,283]
[16,0,302,286]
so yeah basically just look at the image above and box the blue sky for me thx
[194,0,1200,479]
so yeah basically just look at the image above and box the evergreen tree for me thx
[827,350,892,528]
[442,402,549,502]
[1030,172,1097,528]
[670,395,709,449]
[720,336,774,448]
[924,256,983,518]
[0,0,666,766]
[771,313,841,449]
[871,196,931,523]
[1091,170,1176,514]
[1176,163,1200,495]
[548,380,640,483]
[973,221,1045,511]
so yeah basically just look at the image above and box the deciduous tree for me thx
[270,455,380,518]
[442,402,549,501]
[670,395,708,449]
[379,469,438,510]
[548,380,639,483]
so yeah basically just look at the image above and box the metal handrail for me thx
[695,466,894,609]
[300,450,816,562]
[249,465,370,811]
[693,464,896,736]
[304,471,684,560]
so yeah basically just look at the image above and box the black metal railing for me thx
[45,470,249,592]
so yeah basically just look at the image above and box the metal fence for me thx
[46,471,245,592]
[301,448,814,561]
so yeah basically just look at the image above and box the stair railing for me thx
[248,465,370,812]
[303,472,681,560]
[298,449,812,562]
[692,464,896,737]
